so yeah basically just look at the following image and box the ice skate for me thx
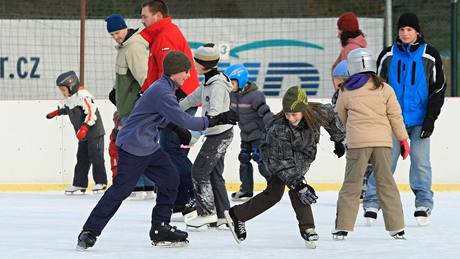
[182,198,197,221]
[332,230,348,240]
[224,209,246,244]
[389,229,406,240]
[300,228,318,249]
[185,214,218,230]
[92,183,107,194]
[364,208,378,226]
[76,230,97,251]
[127,191,147,200]
[231,191,253,202]
[65,186,86,195]
[150,222,189,247]
[414,207,431,226]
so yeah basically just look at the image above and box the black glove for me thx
[420,117,434,139]
[292,180,318,205]
[165,123,192,145]
[206,110,239,127]
[333,141,346,158]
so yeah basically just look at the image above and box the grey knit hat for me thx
[194,43,220,69]
[163,51,192,76]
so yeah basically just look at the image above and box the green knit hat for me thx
[282,86,309,112]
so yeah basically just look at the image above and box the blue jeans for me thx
[363,126,433,210]
[160,107,197,208]
[239,140,271,194]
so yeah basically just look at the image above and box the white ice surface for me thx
[0,191,459,259]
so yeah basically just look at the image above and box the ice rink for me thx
[1,191,459,259]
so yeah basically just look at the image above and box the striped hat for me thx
[194,43,220,69]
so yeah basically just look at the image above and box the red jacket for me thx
[140,17,199,95]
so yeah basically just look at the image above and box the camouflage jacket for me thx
[260,103,345,187]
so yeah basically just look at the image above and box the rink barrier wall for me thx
[0,98,459,191]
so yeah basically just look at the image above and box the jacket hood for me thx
[241,81,258,95]
[205,71,233,93]
[347,34,367,48]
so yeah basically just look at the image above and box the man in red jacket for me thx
[140,0,200,218]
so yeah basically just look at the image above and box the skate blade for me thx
[231,197,252,202]
[65,191,86,196]
[75,243,89,251]
[224,211,241,244]
[392,235,407,240]
[151,240,189,248]
[304,240,317,249]
[364,217,376,227]
[186,222,219,232]
[415,216,430,227]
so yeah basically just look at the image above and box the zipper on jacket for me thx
[397,60,401,84]
[411,61,416,85]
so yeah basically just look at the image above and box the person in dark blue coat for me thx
[76,51,238,250]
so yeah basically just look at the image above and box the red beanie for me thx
[337,12,360,32]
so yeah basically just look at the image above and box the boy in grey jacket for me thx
[180,43,234,228]
[226,64,273,201]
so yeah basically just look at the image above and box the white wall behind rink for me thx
[0,97,458,184]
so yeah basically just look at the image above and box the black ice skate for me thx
[150,222,189,247]
[389,229,406,240]
[231,191,253,202]
[332,230,348,240]
[300,228,319,249]
[364,208,378,226]
[65,186,86,195]
[92,184,107,194]
[224,209,246,244]
[76,230,97,251]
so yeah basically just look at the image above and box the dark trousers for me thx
[192,129,233,218]
[239,140,271,194]
[160,107,196,207]
[82,148,179,236]
[233,175,315,231]
[73,136,107,187]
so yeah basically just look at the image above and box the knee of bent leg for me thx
[238,149,252,164]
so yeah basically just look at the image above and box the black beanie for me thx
[397,12,421,32]
[163,51,192,76]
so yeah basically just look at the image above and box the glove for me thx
[165,122,192,146]
[400,139,410,160]
[292,180,318,205]
[206,110,239,127]
[76,124,89,141]
[251,148,262,162]
[333,141,346,158]
[420,117,434,139]
[46,108,61,119]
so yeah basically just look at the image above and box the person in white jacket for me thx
[179,43,234,229]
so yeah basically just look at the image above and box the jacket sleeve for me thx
[179,86,202,111]
[251,91,274,128]
[376,46,392,82]
[384,84,409,141]
[125,41,149,87]
[334,90,347,127]
[207,80,231,116]
[262,124,304,187]
[425,45,446,125]
[79,95,98,126]
[159,91,208,131]
[316,103,346,142]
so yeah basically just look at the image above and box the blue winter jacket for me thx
[377,38,446,128]
[116,75,209,156]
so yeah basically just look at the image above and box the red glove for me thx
[76,124,89,141]
[46,110,60,119]
[400,139,410,160]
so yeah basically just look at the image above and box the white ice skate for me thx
[64,186,86,195]
[332,229,348,240]
[301,228,318,249]
[364,208,378,226]
[92,184,107,194]
[414,207,431,226]
[185,214,218,230]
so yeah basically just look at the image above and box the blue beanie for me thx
[105,14,127,33]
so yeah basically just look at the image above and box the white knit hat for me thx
[194,43,220,69]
